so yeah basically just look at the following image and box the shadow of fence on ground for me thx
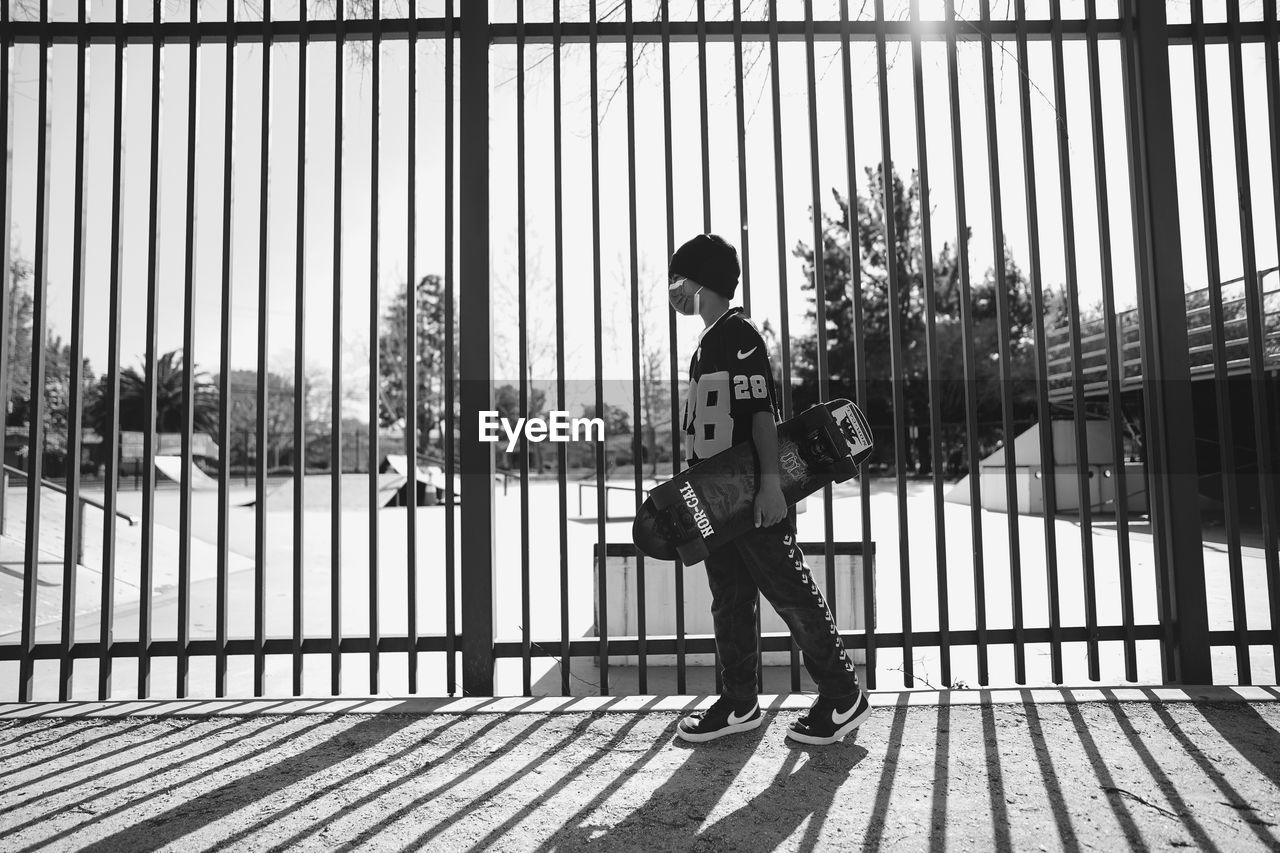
[1,692,1278,851]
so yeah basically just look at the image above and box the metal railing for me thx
[0,463,140,562]
[1,0,1277,702]
[1044,268,1280,400]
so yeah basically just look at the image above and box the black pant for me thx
[703,519,861,702]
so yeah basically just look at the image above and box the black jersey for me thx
[681,307,779,464]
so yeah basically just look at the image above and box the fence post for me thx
[76,499,84,567]
[1120,0,1212,683]
[459,0,495,696]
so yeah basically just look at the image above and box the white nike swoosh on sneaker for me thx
[736,347,757,360]
[727,707,756,726]
[832,699,860,725]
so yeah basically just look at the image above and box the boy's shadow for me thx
[547,714,870,850]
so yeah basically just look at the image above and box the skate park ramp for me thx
[236,472,409,510]
[154,455,218,490]
[380,454,438,507]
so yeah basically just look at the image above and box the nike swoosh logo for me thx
[728,707,755,726]
[832,700,860,725]
[737,347,757,360]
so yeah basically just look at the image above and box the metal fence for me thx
[1,0,1277,701]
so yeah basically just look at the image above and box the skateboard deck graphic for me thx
[632,399,873,564]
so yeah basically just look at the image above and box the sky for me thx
[4,0,1279,422]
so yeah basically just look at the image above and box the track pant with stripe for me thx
[703,519,861,702]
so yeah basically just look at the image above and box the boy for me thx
[667,233,870,746]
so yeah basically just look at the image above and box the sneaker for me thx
[676,695,763,743]
[786,689,871,745]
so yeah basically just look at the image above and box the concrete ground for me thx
[1,687,1278,852]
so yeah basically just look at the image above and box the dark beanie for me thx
[669,234,740,299]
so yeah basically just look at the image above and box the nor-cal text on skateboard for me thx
[680,481,716,538]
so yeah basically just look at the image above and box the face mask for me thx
[668,278,703,316]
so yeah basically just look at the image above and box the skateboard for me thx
[632,399,873,564]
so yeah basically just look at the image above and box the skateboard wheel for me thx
[649,480,683,511]
[676,536,710,565]
[807,435,831,461]
[804,430,837,465]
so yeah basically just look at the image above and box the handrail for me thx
[1042,267,1280,396]
[2,463,139,527]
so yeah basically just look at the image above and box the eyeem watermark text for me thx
[478,411,606,452]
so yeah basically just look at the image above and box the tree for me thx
[635,271,673,477]
[6,259,99,472]
[3,258,33,414]
[581,402,631,438]
[493,382,549,470]
[88,350,219,439]
[216,366,307,470]
[792,164,1040,476]
[378,274,457,460]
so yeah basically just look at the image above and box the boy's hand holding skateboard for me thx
[752,411,787,528]
[754,478,786,527]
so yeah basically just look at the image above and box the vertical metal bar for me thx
[978,0,1027,683]
[1226,0,1280,687]
[1015,0,1064,686]
[588,0,608,697]
[292,0,309,697]
[1262,0,1280,675]
[839,0,876,691]
[944,0,988,686]
[1050,0,1101,681]
[517,0,532,697]
[552,0,570,697]
[767,0,800,694]
[58,0,91,702]
[1084,0,1137,682]
[253,0,273,697]
[17,0,50,703]
[701,1,726,699]
[1011,0,1064,683]
[405,0,419,696]
[624,0,646,697]
[876,0,914,687]
[908,0,950,687]
[660,0,687,695]
[1188,0,1247,680]
[697,0,711,229]
[733,0,751,313]
[1118,0,1211,683]
[803,0,838,625]
[368,0,382,697]
[330,1,345,697]
[76,507,84,568]
[215,0,235,699]
[444,0,458,697]
[176,0,200,699]
[138,0,165,700]
[0,0,10,560]
[767,0,789,424]
[459,0,495,697]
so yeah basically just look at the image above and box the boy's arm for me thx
[752,410,787,527]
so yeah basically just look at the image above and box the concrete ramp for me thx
[945,420,1145,513]
[238,472,406,510]
[382,454,432,483]
[154,456,218,491]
